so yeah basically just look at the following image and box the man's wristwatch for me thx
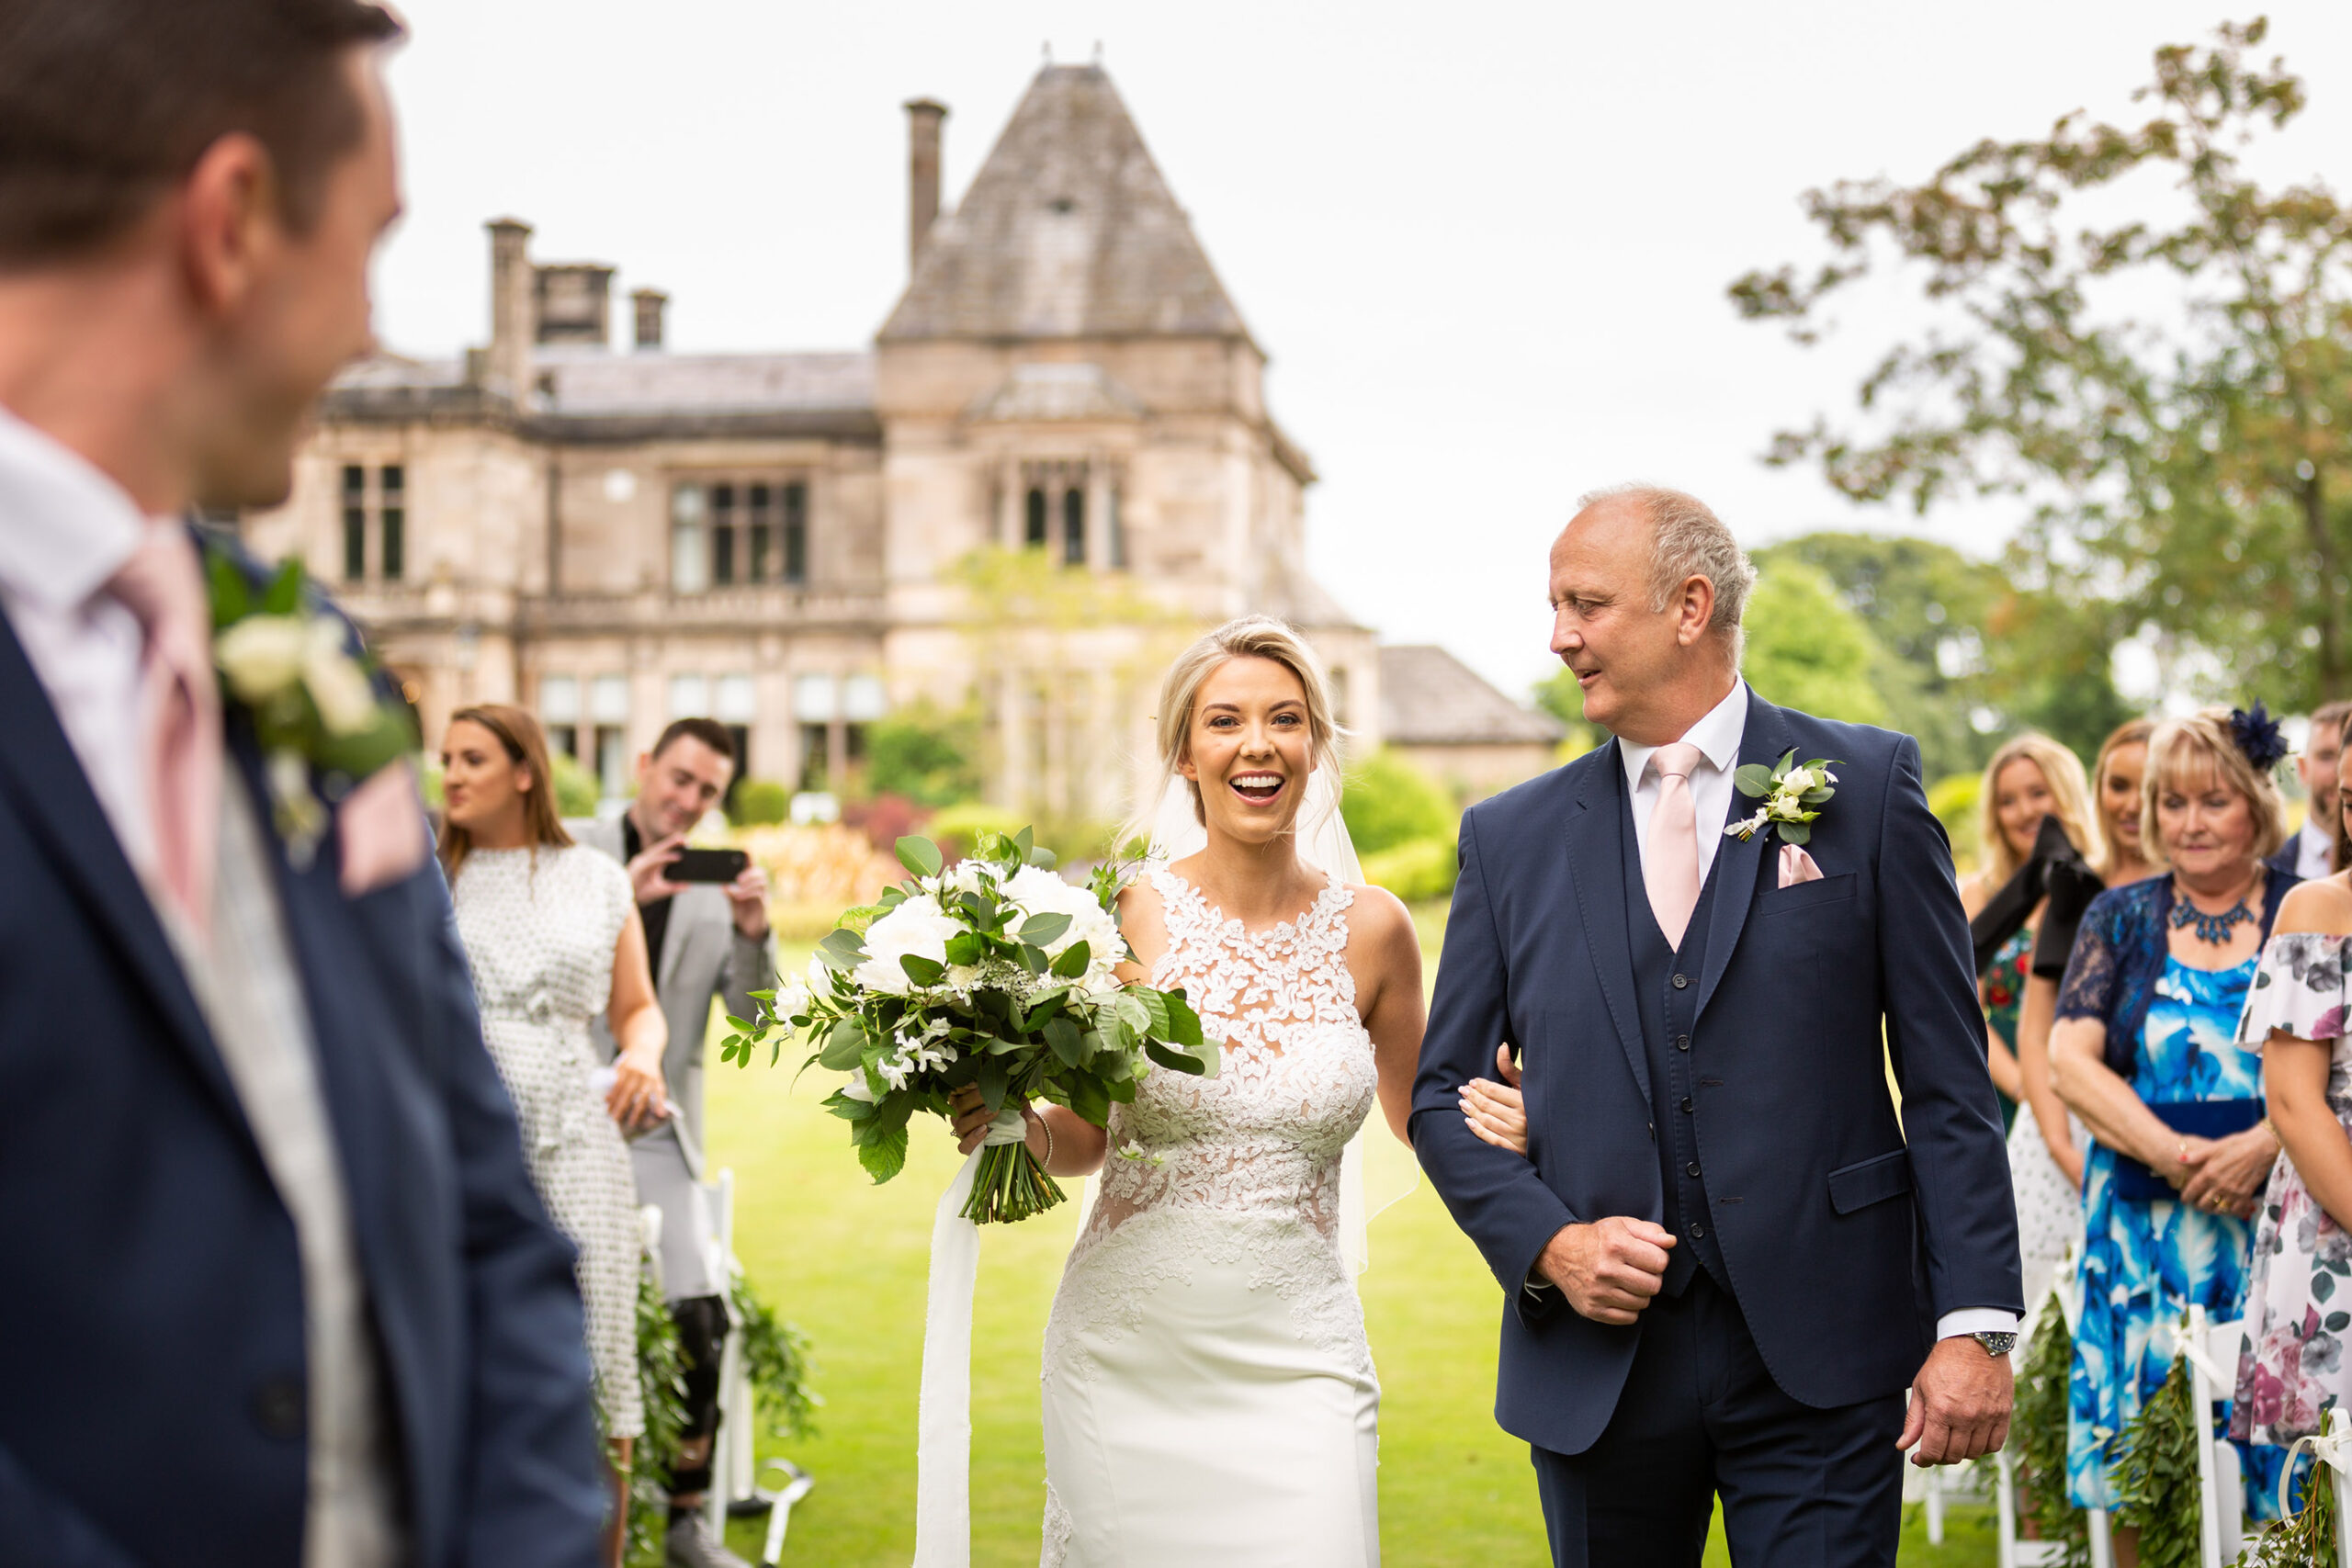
[1968,1330,2019,1358]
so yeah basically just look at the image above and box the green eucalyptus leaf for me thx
[260,558,305,615]
[816,928,868,971]
[1019,942,1049,975]
[1733,763,1776,796]
[1020,912,1072,948]
[1044,1015,1083,1067]
[1779,822,1811,846]
[944,931,988,966]
[818,1019,866,1071]
[207,553,251,629]
[1050,940,1090,979]
[1027,845,1057,870]
[896,836,944,879]
[858,1124,910,1184]
[899,953,946,987]
[978,1060,1010,1114]
[1068,1073,1111,1126]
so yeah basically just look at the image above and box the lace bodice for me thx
[1080,863,1378,1247]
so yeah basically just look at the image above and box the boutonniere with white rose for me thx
[1724,750,1841,847]
[207,553,416,864]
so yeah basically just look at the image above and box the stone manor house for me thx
[243,62,1560,819]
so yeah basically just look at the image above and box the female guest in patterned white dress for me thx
[2234,738,2352,1447]
[439,704,670,1568]
[948,617,1429,1567]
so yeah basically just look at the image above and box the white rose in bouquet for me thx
[855,894,964,994]
[1004,865,1124,983]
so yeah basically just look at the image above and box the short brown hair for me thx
[2311,700,2352,754]
[652,716,736,764]
[0,0,403,269]
[2142,708,2290,866]
[439,705,574,878]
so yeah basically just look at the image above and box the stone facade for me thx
[245,63,1539,824]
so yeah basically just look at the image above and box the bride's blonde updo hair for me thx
[1144,615,1347,831]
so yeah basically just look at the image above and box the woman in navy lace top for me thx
[2051,707,2298,1533]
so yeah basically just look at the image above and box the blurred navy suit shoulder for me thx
[0,552,605,1567]
[1410,689,2022,1456]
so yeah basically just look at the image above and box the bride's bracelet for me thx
[1028,1108,1055,1168]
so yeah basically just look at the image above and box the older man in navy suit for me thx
[1413,487,2022,1566]
[0,3,605,1564]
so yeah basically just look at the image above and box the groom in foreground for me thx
[0,1,605,1562]
[1413,487,2021,1565]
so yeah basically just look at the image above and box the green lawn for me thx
[701,929,1992,1563]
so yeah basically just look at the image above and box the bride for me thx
[949,615,1426,1566]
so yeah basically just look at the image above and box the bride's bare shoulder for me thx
[1343,882,1421,968]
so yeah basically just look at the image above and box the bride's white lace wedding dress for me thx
[1038,863,1382,1567]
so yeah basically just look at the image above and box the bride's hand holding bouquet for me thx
[721,827,1220,1224]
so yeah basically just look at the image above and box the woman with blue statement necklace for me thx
[2051,705,2300,1562]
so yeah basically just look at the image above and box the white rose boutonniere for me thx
[1724,750,1841,847]
[208,552,417,864]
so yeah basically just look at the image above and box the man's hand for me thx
[626,832,687,906]
[1899,1337,2014,1466]
[725,863,772,941]
[1538,1217,1676,1325]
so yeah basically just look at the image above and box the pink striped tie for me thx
[107,526,222,941]
[1645,742,1703,950]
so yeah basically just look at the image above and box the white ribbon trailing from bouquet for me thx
[913,1105,1025,1567]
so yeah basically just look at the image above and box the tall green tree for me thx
[1752,532,2132,770]
[1739,561,1887,725]
[1732,18,2352,709]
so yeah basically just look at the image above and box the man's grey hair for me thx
[1575,483,1757,665]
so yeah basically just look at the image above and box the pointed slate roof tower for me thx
[880,65,1252,344]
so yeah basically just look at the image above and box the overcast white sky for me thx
[370,1,2352,700]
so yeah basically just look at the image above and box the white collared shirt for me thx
[1619,678,1749,887]
[2298,818,2335,881]
[0,402,158,875]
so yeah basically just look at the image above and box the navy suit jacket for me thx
[1411,689,2023,1456]
[0,559,605,1565]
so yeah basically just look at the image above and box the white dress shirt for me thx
[1608,678,2018,1345]
[0,404,157,875]
[2297,818,2335,881]
[1620,678,1750,887]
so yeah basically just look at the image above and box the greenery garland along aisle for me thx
[2110,1347,2201,1568]
[2014,1294,2089,1566]
[622,1257,821,1565]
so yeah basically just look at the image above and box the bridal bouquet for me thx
[720,828,1219,1224]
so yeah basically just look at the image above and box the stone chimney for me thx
[484,217,535,398]
[631,288,668,352]
[532,263,616,346]
[904,97,947,269]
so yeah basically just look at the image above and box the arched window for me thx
[1025,487,1048,547]
[1063,487,1086,566]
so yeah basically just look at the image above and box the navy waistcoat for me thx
[1620,781,1730,1295]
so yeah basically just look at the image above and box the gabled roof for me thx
[1378,646,1568,748]
[879,64,1251,344]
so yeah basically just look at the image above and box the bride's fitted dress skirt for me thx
[1038,864,1381,1567]
[1041,1205,1380,1567]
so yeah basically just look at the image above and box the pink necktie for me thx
[1645,741,1703,949]
[108,526,222,941]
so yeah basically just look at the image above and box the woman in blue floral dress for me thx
[2051,707,2299,1538]
[2233,736,2352,1450]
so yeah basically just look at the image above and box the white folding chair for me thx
[1998,1261,2083,1568]
[2331,1404,2352,1568]
[702,1168,751,1539]
[2182,1304,2248,1568]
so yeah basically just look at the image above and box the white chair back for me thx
[2183,1305,2247,1568]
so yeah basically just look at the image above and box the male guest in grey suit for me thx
[571,716,776,1568]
